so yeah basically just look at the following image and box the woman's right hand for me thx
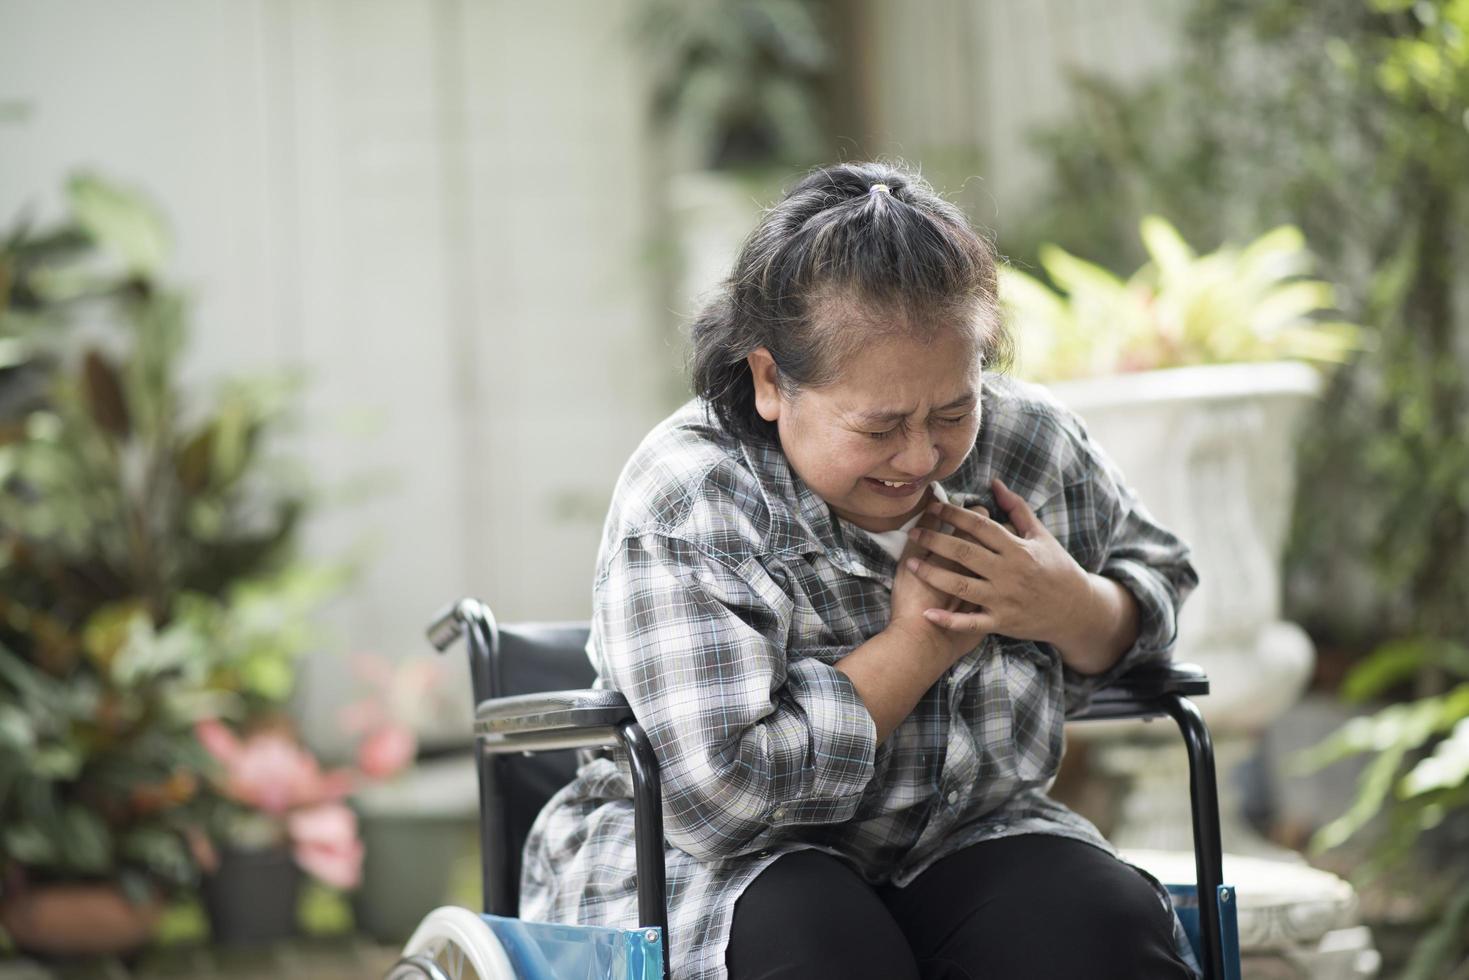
[890,508,987,666]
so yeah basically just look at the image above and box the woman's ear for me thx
[747,348,783,422]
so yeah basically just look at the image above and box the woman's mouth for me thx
[863,477,926,498]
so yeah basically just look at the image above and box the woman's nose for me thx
[891,429,940,477]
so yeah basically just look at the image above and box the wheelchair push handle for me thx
[426,597,499,707]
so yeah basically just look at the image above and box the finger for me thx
[991,478,1043,537]
[898,511,947,562]
[905,556,991,605]
[922,607,996,634]
[927,501,1016,553]
[915,511,944,532]
[909,527,1002,578]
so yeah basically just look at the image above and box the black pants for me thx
[725,834,1193,980]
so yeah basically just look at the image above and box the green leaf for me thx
[1309,742,1407,851]
[1248,280,1336,335]
[0,337,31,371]
[299,882,353,936]
[30,744,83,779]
[112,614,202,686]
[175,424,215,494]
[1343,638,1469,702]
[4,823,58,865]
[1139,215,1195,278]
[1400,879,1469,980]
[117,868,156,905]
[120,827,195,885]
[82,349,131,439]
[240,654,295,702]
[1293,697,1439,770]
[1401,718,1469,796]
[1236,224,1308,277]
[66,175,170,276]
[59,805,113,873]
[0,705,34,751]
[1037,244,1125,298]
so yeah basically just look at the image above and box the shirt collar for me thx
[738,434,842,555]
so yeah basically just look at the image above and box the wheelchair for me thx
[388,598,1243,980]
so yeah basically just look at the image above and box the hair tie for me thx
[869,183,891,197]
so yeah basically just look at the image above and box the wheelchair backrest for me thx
[488,621,595,915]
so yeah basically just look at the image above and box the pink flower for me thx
[356,723,417,781]
[195,719,241,766]
[336,700,383,738]
[196,723,353,815]
[338,652,450,765]
[288,803,364,890]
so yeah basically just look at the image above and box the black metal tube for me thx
[474,746,513,917]
[449,602,513,917]
[456,600,500,708]
[1163,694,1225,980]
[618,719,670,980]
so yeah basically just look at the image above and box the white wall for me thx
[853,0,1183,224]
[0,0,669,749]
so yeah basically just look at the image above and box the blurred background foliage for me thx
[1000,214,1359,381]
[0,176,344,899]
[1008,0,1469,666]
[637,0,833,170]
[1000,0,1469,972]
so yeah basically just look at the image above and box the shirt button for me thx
[772,805,788,820]
[946,790,959,805]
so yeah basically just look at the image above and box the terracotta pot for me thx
[0,881,162,956]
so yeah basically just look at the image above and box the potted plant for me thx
[193,719,363,945]
[999,214,1360,836]
[0,175,340,956]
[337,653,476,943]
[1001,215,1374,960]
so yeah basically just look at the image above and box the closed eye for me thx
[865,413,971,439]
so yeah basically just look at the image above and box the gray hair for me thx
[688,161,1011,443]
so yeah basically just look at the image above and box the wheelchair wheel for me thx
[387,906,517,980]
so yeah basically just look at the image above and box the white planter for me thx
[1049,364,1379,977]
[1049,361,1322,737]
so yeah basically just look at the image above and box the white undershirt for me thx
[853,482,951,562]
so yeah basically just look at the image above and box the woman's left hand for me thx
[904,478,1092,647]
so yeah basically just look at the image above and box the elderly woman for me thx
[519,162,1200,980]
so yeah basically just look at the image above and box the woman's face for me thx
[749,317,983,533]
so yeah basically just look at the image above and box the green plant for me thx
[1000,215,1358,382]
[1295,638,1469,978]
[0,176,341,901]
[1009,0,1469,971]
[1009,0,1469,657]
[636,0,832,169]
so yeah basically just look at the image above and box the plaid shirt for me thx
[519,375,1201,980]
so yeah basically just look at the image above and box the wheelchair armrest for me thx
[474,688,637,753]
[1067,661,1210,722]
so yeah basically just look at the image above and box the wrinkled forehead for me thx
[806,289,989,381]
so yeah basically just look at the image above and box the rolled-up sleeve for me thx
[1040,419,1200,713]
[593,531,878,861]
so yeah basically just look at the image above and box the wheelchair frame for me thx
[428,597,1231,980]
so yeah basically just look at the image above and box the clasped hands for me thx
[893,478,1094,657]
